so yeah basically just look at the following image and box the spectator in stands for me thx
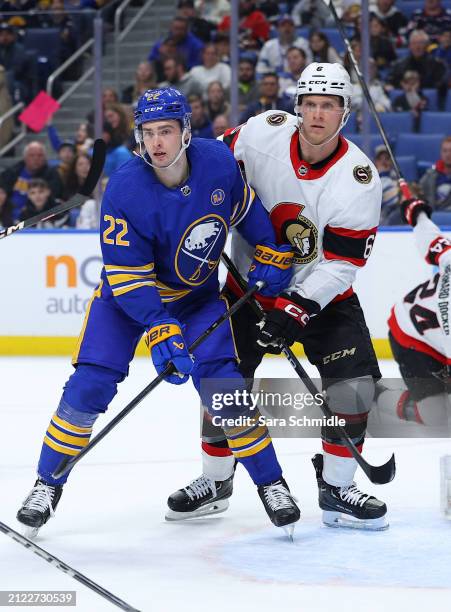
[102,121,133,179]
[63,151,91,201]
[20,178,68,229]
[86,87,119,127]
[369,14,397,70]
[392,69,429,129]
[0,141,63,222]
[308,30,342,64]
[291,0,334,28]
[431,29,451,76]
[0,184,13,229]
[194,0,230,25]
[419,135,451,211]
[407,0,451,44]
[218,0,270,50]
[38,0,79,79]
[189,94,214,138]
[0,23,29,102]
[0,64,12,149]
[387,30,447,97]
[212,113,229,137]
[47,120,94,157]
[214,31,230,63]
[238,57,259,112]
[373,145,399,225]
[205,80,230,120]
[178,0,216,42]
[52,141,76,183]
[158,56,203,98]
[104,103,132,146]
[352,58,392,113]
[122,61,158,106]
[278,46,307,98]
[152,37,178,82]
[256,14,310,77]
[371,0,408,39]
[148,16,204,70]
[239,72,291,123]
[190,42,231,93]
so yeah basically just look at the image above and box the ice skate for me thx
[258,477,300,540]
[312,454,388,531]
[16,478,63,538]
[166,473,234,521]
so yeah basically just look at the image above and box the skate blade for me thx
[282,523,295,542]
[322,510,389,531]
[22,525,40,539]
[165,499,229,521]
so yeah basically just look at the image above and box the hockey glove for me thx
[247,243,294,297]
[401,198,432,227]
[256,292,320,353]
[146,319,194,385]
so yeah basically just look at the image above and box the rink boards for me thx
[0,228,439,356]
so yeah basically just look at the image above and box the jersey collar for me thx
[289,131,349,180]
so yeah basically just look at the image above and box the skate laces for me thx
[338,483,370,507]
[263,482,296,511]
[23,482,57,517]
[184,475,216,501]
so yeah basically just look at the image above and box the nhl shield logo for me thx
[175,214,228,285]
[270,202,318,265]
[353,165,372,184]
[181,185,191,196]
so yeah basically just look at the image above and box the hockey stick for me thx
[221,252,396,485]
[53,281,264,479]
[322,0,412,200]
[0,520,140,611]
[0,139,106,239]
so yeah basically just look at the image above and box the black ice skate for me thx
[17,478,63,538]
[257,477,300,540]
[312,454,388,531]
[165,473,234,521]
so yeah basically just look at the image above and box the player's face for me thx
[300,95,344,145]
[141,120,184,167]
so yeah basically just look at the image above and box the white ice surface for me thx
[1,357,451,612]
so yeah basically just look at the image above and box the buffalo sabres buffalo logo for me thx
[175,214,228,285]
[270,202,318,265]
[266,113,288,127]
[211,188,225,206]
[353,165,373,184]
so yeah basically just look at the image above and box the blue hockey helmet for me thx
[134,87,192,133]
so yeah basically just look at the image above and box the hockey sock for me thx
[223,412,282,485]
[201,440,235,481]
[376,388,449,430]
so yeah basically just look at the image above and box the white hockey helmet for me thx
[294,62,353,130]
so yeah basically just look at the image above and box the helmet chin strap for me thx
[134,127,192,170]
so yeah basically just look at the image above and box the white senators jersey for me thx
[221,111,382,309]
[389,214,451,364]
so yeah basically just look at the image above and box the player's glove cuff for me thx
[256,292,320,353]
[146,318,193,385]
[248,243,294,297]
[401,198,432,227]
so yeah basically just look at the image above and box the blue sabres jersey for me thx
[99,138,275,327]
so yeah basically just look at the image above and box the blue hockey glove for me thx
[256,293,320,354]
[248,243,294,296]
[146,319,194,385]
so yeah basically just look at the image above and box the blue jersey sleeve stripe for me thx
[112,280,156,297]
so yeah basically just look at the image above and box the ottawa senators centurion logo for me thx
[270,202,318,265]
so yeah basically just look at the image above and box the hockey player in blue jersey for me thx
[17,88,301,538]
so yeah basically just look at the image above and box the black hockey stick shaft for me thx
[53,281,264,479]
[0,520,140,611]
[221,252,395,485]
[323,0,412,200]
[0,139,106,239]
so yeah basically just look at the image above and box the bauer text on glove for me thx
[247,243,294,296]
[146,319,194,385]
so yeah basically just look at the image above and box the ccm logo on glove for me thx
[276,297,310,326]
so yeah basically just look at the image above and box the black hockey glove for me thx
[401,198,432,227]
[256,292,320,354]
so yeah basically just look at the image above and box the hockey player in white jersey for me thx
[375,198,451,430]
[167,63,388,531]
